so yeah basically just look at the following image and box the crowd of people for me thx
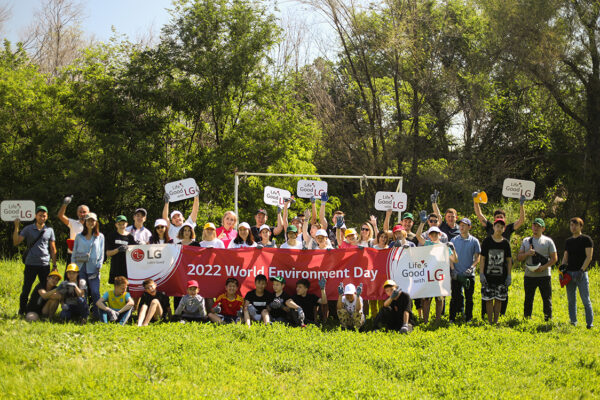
[12,188,595,331]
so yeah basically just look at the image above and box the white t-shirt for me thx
[519,234,557,278]
[357,239,374,248]
[169,216,196,240]
[228,241,257,249]
[126,225,152,244]
[67,218,85,254]
[199,239,225,248]
[342,296,363,315]
[280,241,303,249]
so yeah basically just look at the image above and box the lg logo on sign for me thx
[131,248,163,262]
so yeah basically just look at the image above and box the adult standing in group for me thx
[57,196,89,258]
[561,217,594,328]
[105,215,137,284]
[449,218,480,322]
[126,208,152,244]
[72,213,105,317]
[216,211,238,248]
[431,190,460,241]
[13,206,57,316]
[517,218,557,321]
[418,211,449,244]
[162,190,200,240]
[251,208,284,243]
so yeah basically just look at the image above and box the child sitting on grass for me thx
[25,269,63,321]
[291,278,328,325]
[372,280,414,333]
[337,282,365,330]
[268,276,305,326]
[137,278,171,326]
[208,278,244,324]
[96,276,134,325]
[173,280,207,323]
[57,263,88,324]
[243,274,274,326]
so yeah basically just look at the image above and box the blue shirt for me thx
[19,224,55,266]
[73,233,105,273]
[450,234,481,274]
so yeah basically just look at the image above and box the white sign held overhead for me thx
[296,180,328,199]
[164,178,199,202]
[1,200,36,222]
[502,178,535,200]
[374,192,407,212]
[263,186,291,207]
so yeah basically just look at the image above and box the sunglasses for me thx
[361,228,370,231]
[156,226,166,230]
[429,219,438,223]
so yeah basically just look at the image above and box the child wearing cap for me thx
[243,274,274,325]
[199,223,225,248]
[257,225,277,248]
[292,278,328,325]
[162,189,200,239]
[26,269,63,321]
[337,282,365,330]
[96,276,134,325]
[388,225,416,248]
[174,280,207,322]
[372,280,414,333]
[228,222,256,248]
[267,276,304,325]
[208,278,244,324]
[280,226,303,249]
[176,223,200,246]
[149,219,173,244]
[480,219,513,324]
[137,279,171,326]
[338,228,359,249]
[106,215,137,284]
[57,264,89,323]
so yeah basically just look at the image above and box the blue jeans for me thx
[60,297,89,321]
[566,271,593,327]
[78,268,100,318]
[99,308,132,325]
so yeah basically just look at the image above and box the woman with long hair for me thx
[216,211,238,248]
[228,222,256,248]
[148,219,173,244]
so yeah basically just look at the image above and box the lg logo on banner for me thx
[131,248,162,262]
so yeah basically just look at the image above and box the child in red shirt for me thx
[208,278,244,324]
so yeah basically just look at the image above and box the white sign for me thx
[296,180,328,199]
[502,178,535,200]
[387,244,450,299]
[374,192,407,212]
[1,200,36,222]
[263,186,291,207]
[126,244,181,294]
[164,178,198,202]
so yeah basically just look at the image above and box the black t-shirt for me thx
[107,231,138,283]
[440,221,460,241]
[406,232,419,246]
[251,226,275,243]
[565,235,594,271]
[292,293,320,322]
[481,236,512,285]
[485,221,515,240]
[390,291,413,319]
[245,289,274,313]
[139,291,171,317]
[26,282,47,313]
[270,291,290,319]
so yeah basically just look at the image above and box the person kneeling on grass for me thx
[96,276,134,325]
[173,280,207,323]
[292,278,328,325]
[372,280,414,333]
[244,274,274,326]
[209,278,244,324]
[57,263,88,323]
[137,279,171,326]
[268,276,305,326]
[25,269,63,322]
[337,283,365,330]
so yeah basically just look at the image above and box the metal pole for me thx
[396,177,404,225]
[234,172,239,222]
[237,171,402,180]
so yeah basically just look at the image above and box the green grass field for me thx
[0,259,599,399]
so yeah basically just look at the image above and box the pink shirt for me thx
[215,227,237,248]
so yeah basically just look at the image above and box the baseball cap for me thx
[203,222,216,230]
[238,222,251,230]
[286,225,298,233]
[270,276,285,284]
[344,283,356,295]
[259,224,270,232]
[36,206,48,213]
[85,212,98,221]
[316,229,327,237]
[533,218,545,227]
[345,228,357,237]
[115,215,127,223]
[459,218,471,226]
[256,209,267,216]
[402,212,414,221]
[170,210,183,219]
[48,269,62,281]
[187,280,199,288]
[383,279,397,288]
[493,218,506,226]
[392,224,405,232]
[154,218,168,227]
[427,226,442,234]
[134,208,147,216]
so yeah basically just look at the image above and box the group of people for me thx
[12,188,595,330]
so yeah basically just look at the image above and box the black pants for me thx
[373,307,402,330]
[524,275,552,320]
[20,265,50,315]
[450,276,475,321]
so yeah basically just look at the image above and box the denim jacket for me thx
[73,233,105,274]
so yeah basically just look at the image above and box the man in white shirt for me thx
[57,195,89,256]
[126,208,152,244]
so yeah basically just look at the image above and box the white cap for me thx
[170,210,183,219]
[315,229,328,237]
[427,226,442,235]
[344,283,356,295]
[85,212,98,221]
[154,219,168,227]
[238,222,250,230]
[259,224,271,232]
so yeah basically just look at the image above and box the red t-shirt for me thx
[214,293,244,316]
[339,241,358,249]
